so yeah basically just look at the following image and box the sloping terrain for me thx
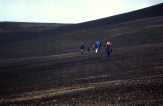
[0,16,163,105]
[0,3,163,59]
[0,3,163,106]
[0,16,163,59]
[0,42,163,105]
[0,22,68,32]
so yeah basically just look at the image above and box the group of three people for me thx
[80,41,112,60]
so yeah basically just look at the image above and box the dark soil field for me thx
[0,42,163,105]
[0,4,163,106]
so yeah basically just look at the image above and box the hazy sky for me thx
[0,0,163,23]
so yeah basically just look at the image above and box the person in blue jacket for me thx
[95,41,101,53]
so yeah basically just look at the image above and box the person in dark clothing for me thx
[87,46,90,51]
[80,42,85,54]
[105,45,111,60]
[105,41,113,60]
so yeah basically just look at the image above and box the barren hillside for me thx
[0,3,163,106]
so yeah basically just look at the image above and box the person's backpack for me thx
[95,41,101,47]
[106,41,111,46]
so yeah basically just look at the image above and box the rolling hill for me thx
[0,3,163,106]
[0,3,163,59]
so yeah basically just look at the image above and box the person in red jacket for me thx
[105,41,112,60]
[105,41,112,52]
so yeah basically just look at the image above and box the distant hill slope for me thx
[77,3,163,29]
[0,22,69,32]
[0,3,163,59]
[41,3,163,34]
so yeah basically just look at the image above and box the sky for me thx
[0,0,163,23]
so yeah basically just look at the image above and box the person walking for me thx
[105,41,112,60]
[87,45,90,51]
[95,41,101,53]
[80,42,85,54]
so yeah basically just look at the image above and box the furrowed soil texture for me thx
[0,16,163,105]
[0,42,163,105]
